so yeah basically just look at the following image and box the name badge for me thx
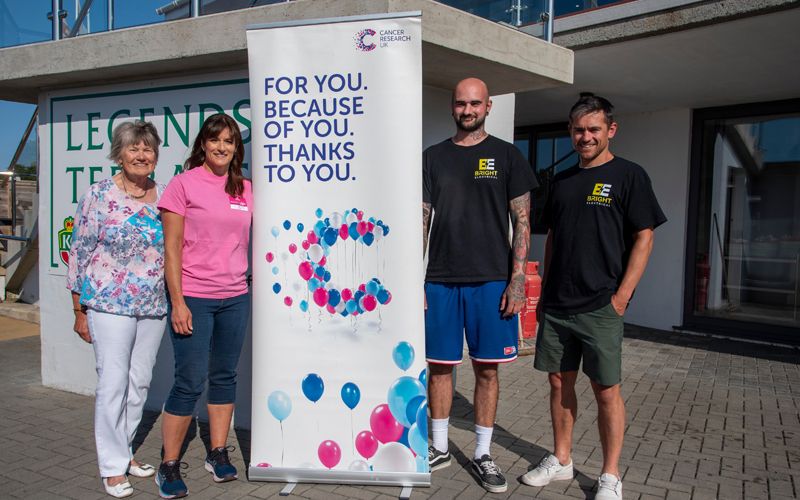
[229,196,248,211]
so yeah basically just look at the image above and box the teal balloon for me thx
[341,382,360,410]
[315,208,323,218]
[299,300,308,312]
[408,422,427,457]
[308,277,321,291]
[366,280,380,296]
[270,226,279,237]
[405,395,425,426]
[415,455,428,473]
[419,368,427,388]
[416,401,428,438]
[346,300,358,314]
[314,220,326,236]
[386,376,426,427]
[392,342,415,371]
[302,373,324,403]
[268,390,292,421]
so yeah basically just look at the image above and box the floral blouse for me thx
[66,178,167,316]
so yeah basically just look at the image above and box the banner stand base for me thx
[399,486,413,499]
[248,466,431,488]
[279,483,296,496]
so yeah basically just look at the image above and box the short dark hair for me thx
[569,93,614,126]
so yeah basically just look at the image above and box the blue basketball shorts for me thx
[424,281,519,364]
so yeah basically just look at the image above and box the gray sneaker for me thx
[595,473,622,499]
[471,455,507,493]
[520,454,573,486]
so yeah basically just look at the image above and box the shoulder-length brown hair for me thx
[184,113,246,197]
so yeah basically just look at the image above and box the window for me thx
[515,124,577,233]
[685,99,800,342]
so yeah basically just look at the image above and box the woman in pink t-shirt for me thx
[155,114,252,498]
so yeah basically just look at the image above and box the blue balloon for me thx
[315,208,323,218]
[340,309,349,317]
[377,289,390,304]
[399,427,410,447]
[354,290,365,302]
[328,290,341,307]
[299,300,308,312]
[308,277,321,291]
[383,225,390,236]
[366,280,380,296]
[363,232,375,246]
[323,227,338,246]
[408,422,427,457]
[296,223,304,232]
[270,226,279,238]
[346,300,358,314]
[348,222,360,240]
[387,376,426,427]
[314,220,326,237]
[272,283,281,294]
[315,265,325,277]
[282,220,291,230]
[340,382,361,410]
[419,368,427,388]
[406,395,425,426]
[268,390,292,421]
[323,271,332,282]
[301,373,324,403]
[392,341,415,371]
[416,401,428,438]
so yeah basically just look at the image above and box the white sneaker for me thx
[595,473,623,499]
[520,454,574,486]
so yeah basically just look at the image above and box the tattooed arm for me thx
[423,202,432,310]
[501,192,531,317]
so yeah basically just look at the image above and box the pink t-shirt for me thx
[158,167,253,299]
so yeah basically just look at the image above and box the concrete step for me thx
[0,300,39,324]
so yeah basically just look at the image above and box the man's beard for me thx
[455,114,485,132]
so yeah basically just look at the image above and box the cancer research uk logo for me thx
[58,216,74,265]
[354,27,412,51]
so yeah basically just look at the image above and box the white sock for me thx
[431,418,449,453]
[474,424,493,459]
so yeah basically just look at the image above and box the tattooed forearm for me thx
[507,192,531,302]
[422,202,432,257]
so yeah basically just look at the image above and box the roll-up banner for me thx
[246,13,428,486]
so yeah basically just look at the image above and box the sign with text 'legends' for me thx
[246,14,428,485]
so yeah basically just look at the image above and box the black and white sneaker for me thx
[471,454,508,493]
[428,445,452,471]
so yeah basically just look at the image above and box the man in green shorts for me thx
[522,94,666,500]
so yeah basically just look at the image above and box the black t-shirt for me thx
[423,135,538,282]
[542,156,666,313]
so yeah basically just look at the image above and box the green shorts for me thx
[533,302,623,386]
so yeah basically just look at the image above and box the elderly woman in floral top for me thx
[67,120,167,499]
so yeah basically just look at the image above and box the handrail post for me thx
[108,0,114,31]
[546,0,554,42]
[192,0,200,17]
[52,0,61,40]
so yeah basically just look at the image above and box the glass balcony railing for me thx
[437,0,630,27]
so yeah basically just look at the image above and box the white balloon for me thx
[346,212,358,224]
[371,442,416,473]
[330,212,343,228]
[335,301,346,313]
[348,459,370,471]
[373,225,384,241]
[307,244,324,263]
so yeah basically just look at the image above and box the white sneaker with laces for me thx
[595,472,623,499]
[520,453,574,486]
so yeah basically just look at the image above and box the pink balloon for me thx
[319,256,326,267]
[302,240,310,250]
[339,224,349,240]
[341,288,353,301]
[288,243,297,254]
[313,288,329,307]
[308,231,318,244]
[363,295,377,311]
[298,261,313,281]
[318,440,341,469]
[284,296,293,306]
[370,404,404,444]
[384,291,392,304]
[265,252,274,263]
[355,430,378,459]
[357,210,364,220]
[326,304,335,314]
[358,283,366,293]
[357,221,368,236]
[367,222,375,232]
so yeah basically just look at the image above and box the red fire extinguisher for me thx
[520,261,541,339]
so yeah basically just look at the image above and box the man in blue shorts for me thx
[523,94,666,499]
[422,77,538,493]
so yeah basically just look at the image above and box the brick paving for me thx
[0,323,798,499]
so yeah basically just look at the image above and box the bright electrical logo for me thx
[586,183,613,206]
[474,158,498,179]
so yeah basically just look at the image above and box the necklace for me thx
[121,175,148,200]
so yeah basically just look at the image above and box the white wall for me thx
[612,108,691,330]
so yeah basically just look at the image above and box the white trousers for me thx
[88,309,166,477]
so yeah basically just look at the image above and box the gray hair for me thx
[108,121,162,164]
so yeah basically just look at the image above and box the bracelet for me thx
[73,308,86,313]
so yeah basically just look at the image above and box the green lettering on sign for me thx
[163,105,191,147]
[87,112,103,150]
[107,109,131,142]
[234,99,251,144]
[66,114,83,151]
[199,103,224,128]
[66,166,85,203]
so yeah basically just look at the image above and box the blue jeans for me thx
[164,292,250,416]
